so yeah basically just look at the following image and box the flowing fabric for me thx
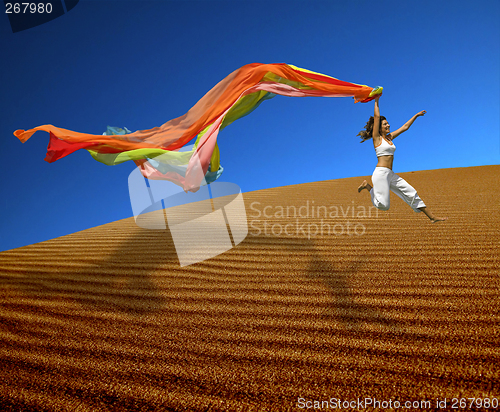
[14,63,382,191]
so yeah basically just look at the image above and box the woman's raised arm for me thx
[390,110,426,139]
[372,95,381,138]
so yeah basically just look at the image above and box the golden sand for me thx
[0,165,498,411]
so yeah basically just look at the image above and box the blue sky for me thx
[1,0,499,252]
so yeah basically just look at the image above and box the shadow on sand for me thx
[12,222,398,331]
[14,227,177,316]
[241,233,400,332]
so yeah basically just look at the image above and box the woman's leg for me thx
[388,173,425,211]
[359,167,391,211]
[389,174,447,222]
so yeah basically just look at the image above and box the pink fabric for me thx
[139,82,340,191]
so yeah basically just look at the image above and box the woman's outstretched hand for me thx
[416,110,426,117]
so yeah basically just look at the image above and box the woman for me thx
[357,95,446,223]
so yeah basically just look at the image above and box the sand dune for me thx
[0,165,499,411]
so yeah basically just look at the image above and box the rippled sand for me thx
[0,165,498,411]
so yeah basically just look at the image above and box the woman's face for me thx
[381,119,390,134]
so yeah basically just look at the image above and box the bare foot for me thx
[419,207,447,223]
[430,217,448,223]
[358,180,372,193]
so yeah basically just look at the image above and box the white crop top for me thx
[374,136,396,157]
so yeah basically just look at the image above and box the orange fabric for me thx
[14,63,377,152]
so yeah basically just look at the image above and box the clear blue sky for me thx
[1,0,499,252]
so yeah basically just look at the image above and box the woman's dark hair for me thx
[357,116,387,142]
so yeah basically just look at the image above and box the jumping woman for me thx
[357,95,447,223]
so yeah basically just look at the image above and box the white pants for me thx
[370,167,426,212]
